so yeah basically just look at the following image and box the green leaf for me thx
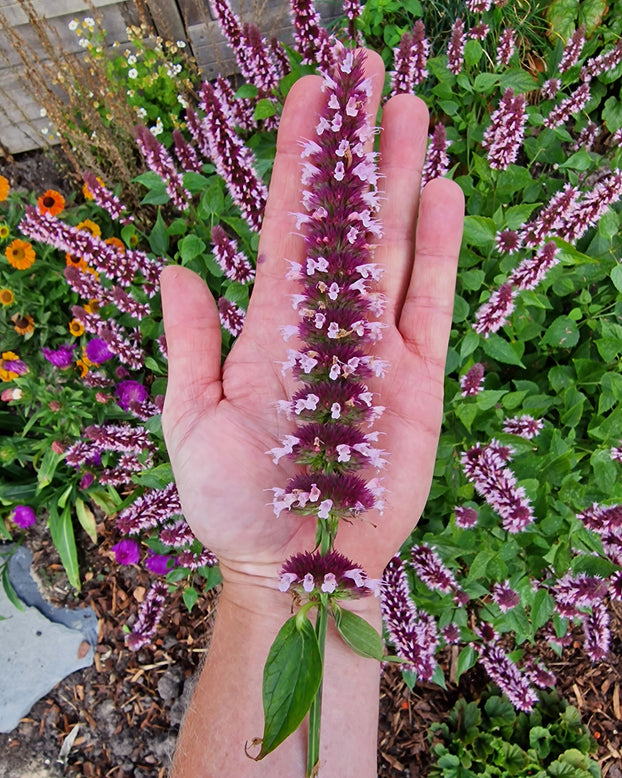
[545,0,579,42]
[134,171,165,188]
[505,203,539,230]
[133,463,174,489]
[591,449,617,493]
[235,83,258,99]
[482,334,525,366]
[542,316,580,349]
[464,39,482,68]
[258,615,322,758]
[37,449,62,489]
[182,171,211,194]
[75,497,97,544]
[182,586,199,612]
[499,69,537,93]
[178,234,206,264]
[603,96,622,133]
[455,645,477,682]
[1,563,24,612]
[560,150,595,171]
[462,216,497,248]
[579,0,608,35]
[253,98,277,120]
[48,504,80,590]
[149,210,169,256]
[530,589,555,632]
[611,264,622,294]
[332,605,383,660]
[571,555,617,577]
[473,73,500,93]
[140,186,169,206]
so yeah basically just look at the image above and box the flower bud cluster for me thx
[422,123,451,186]
[82,172,133,224]
[482,89,527,171]
[391,22,429,95]
[446,19,466,75]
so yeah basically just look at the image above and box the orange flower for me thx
[75,358,90,377]
[5,239,35,270]
[65,253,87,271]
[83,299,100,314]
[37,189,65,216]
[11,313,35,335]
[69,318,85,337]
[104,236,126,254]
[76,219,101,238]
[0,288,14,306]
[0,175,9,202]
[0,351,27,381]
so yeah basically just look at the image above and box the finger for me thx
[375,94,430,319]
[399,177,465,370]
[160,265,223,427]
[246,50,387,342]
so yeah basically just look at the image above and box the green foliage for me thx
[429,690,599,777]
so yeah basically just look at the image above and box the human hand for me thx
[160,49,464,596]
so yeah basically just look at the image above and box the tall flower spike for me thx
[211,224,255,283]
[496,28,515,67]
[482,89,527,170]
[82,172,133,224]
[477,643,539,711]
[272,49,386,533]
[559,25,586,72]
[390,22,429,96]
[135,125,191,210]
[126,581,168,651]
[199,82,268,231]
[421,123,451,186]
[543,82,591,130]
[447,19,466,76]
[289,0,326,65]
[473,282,517,336]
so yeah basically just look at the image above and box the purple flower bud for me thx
[79,472,96,490]
[502,414,544,439]
[460,362,485,397]
[12,505,36,528]
[491,580,520,612]
[455,505,479,528]
[111,538,140,565]
[115,380,149,412]
[126,581,168,650]
[422,123,451,187]
[447,18,466,75]
[42,343,75,369]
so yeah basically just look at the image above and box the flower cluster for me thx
[279,550,379,598]
[391,22,429,95]
[482,89,527,171]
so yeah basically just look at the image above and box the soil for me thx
[2,149,621,777]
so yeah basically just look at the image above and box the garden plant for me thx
[1,0,622,773]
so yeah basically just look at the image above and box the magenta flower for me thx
[172,129,202,173]
[496,229,523,254]
[541,78,561,100]
[12,505,36,528]
[391,22,429,95]
[473,282,517,336]
[509,242,559,291]
[460,362,485,397]
[289,0,328,65]
[85,338,114,365]
[583,602,610,661]
[469,23,489,41]
[111,538,140,565]
[559,25,586,72]
[496,28,515,66]
[477,643,539,711]
[271,50,386,531]
[455,505,479,528]
[466,0,492,10]
[447,18,466,75]
[581,38,622,81]
[441,624,461,644]
[82,171,132,224]
[544,82,591,129]
[42,343,75,369]
[211,225,255,283]
[553,572,608,618]
[218,297,246,337]
[422,123,451,187]
[144,552,174,576]
[115,380,149,412]
[491,580,520,612]
[573,121,598,151]
[482,89,527,170]
[79,472,95,490]
[126,581,168,651]
[159,519,196,548]
[279,550,376,598]
[502,414,544,439]
[381,556,439,681]
[135,125,191,210]
[116,482,182,535]
[411,544,461,595]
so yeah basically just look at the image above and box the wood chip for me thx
[613,683,620,721]
[573,682,584,709]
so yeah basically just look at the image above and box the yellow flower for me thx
[82,176,104,200]
[0,224,9,240]
[129,233,139,248]
[75,358,89,377]
[104,236,126,254]
[0,351,27,381]
[5,239,35,270]
[0,288,14,306]
[83,299,100,314]
[0,175,9,202]
[37,189,65,216]
[76,219,101,238]
[11,313,35,335]
[65,253,87,271]
[69,318,85,337]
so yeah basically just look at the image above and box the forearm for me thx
[171,581,382,777]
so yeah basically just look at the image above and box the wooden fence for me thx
[0,0,341,156]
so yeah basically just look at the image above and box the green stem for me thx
[306,600,328,777]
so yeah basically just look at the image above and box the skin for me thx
[161,49,464,778]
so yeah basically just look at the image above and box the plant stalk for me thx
[306,601,328,777]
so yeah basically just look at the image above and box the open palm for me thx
[160,50,464,589]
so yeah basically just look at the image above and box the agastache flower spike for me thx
[421,123,451,187]
[460,362,485,397]
[82,172,133,223]
[390,22,429,96]
[135,125,191,210]
[496,28,515,67]
[544,82,591,129]
[477,643,539,711]
[502,414,544,439]
[289,0,328,65]
[126,581,168,651]
[559,25,586,72]
[211,225,255,283]
[272,49,386,537]
[172,129,203,173]
[473,282,517,336]
[447,19,466,76]
[482,89,527,170]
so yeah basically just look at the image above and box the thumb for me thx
[160,265,223,431]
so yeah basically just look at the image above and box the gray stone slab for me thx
[0,547,95,733]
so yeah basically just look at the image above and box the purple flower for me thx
[455,505,479,528]
[509,242,559,291]
[466,0,492,10]
[111,538,140,565]
[85,338,114,365]
[42,343,75,369]
[502,415,544,439]
[473,282,517,336]
[79,472,95,490]
[289,0,328,65]
[159,519,195,548]
[541,78,561,100]
[279,550,375,597]
[491,580,520,612]
[411,544,461,595]
[559,25,586,73]
[581,38,622,81]
[381,557,439,681]
[447,19,466,75]
[144,552,174,576]
[469,23,489,41]
[211,225,255,283]
[135,125,191,210]
[544,82,591,130]
[482,89,527,170]
[115,380,149,412]
[126,581,168,651]
[441,624,461,644]
[583,602,610,661]
[12,505,36,528]
[460,362,485,397]
[477,642,539,711]
[553,572,608,618]
[422,123,451,187]
[461,440,535,533]
[172,129,202,173]
[496,28,515,66]
[83,171,132,224]
[343,0,363,45]
[116,483,182,535]
[391,22,429,95]
[218,297,246,337]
